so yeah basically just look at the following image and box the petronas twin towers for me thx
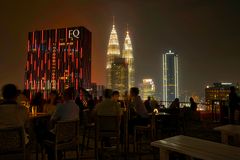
[106,21,135,95]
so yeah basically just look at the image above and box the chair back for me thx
[96,115,120,137]
[0,126,25,160]
[55,120,79,144]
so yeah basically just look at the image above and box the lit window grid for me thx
[24,27,91,99]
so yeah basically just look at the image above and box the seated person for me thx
[95,89,121,117]
[44,87,79,159]
[190,97,197,112]
[43,90,59,115]
[94,89,121,146]
[31,92,45,112]
[112,90,125,109]
[128,87,149,134]
[0,84,28,143]
[169,98,180,114]
[112,90,120,103]
[144,96,152,113]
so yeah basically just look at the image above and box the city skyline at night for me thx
[0,0,240,98]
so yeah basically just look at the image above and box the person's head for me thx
[63,87,74,101]
[88,95,93,100]
[230,86,236,93]
[104,89,112,99]
[34,92,43,100]
[22,89,30,99]
[174,98,179,103]
[130,87,139,97]
[112,91,120,102]
[147,96,151,101]
[190,97,194,103]
[49,90,58,104]
[1,84,18,101]
[99,96,103,101]
[124,90,128,96]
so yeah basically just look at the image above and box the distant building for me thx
[91,83,105,98]
[96,85,105,98]
[106,23,121,89]
[24,27,91,99]
[140,79,156,100]
[122,30,135,89]
[162,50,179,107]
[205,82,233,105]
[106,20,135,93]
[111,58,128,97]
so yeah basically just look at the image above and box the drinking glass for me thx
[31,106,37,116]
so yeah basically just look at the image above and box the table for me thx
[148,112,170,116]
[29,112,51,119]
[151,135,240,160]
[214,124,240,145]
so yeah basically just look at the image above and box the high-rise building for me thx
[205,82,233,105]
[122,29,135,89]
[106,23,121,88]
[90,83,105,98]
[140,79,156,100]
[25,26,91,99]
[106,20,135,93]
[162,50,179,107]
[111,58,128,96]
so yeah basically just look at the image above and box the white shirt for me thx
[51,100,79,122]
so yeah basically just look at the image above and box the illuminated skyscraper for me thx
[24,26,91,99]
[140,79,156,100]
[106,20,135,93]
[205,82,233,106]
[111,58,128,96]
[122,29,135,89]
[162,50,179,107]
[106,21,121,88]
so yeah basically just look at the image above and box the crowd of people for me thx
[0,83,201,131]
[0,84,154,159]
[1,83,223,159]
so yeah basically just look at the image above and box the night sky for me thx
[0,0,240,98]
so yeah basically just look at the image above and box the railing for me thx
[158,101,208,111]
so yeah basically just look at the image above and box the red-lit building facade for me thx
[24,27,91,99]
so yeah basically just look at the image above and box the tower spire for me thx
[113,16,115,26]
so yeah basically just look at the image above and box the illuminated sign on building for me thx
[68,29,80,39]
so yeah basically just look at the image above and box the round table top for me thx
[28,112,51,119]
